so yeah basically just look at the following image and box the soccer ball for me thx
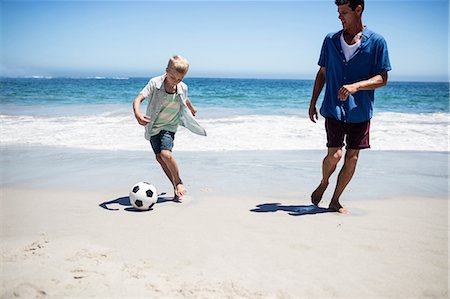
[129,182,158,210]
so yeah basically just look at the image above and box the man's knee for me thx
[326,148,343,164]
[344,150,359,167]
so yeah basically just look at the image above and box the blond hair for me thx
[167,55,189,74]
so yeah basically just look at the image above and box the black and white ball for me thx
[129,182,158,210]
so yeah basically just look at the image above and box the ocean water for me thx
[0,77,448,152]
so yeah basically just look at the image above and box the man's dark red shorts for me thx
[325,117,370,150]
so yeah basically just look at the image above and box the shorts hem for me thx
[346,145,371,150]
[326,144,345,148]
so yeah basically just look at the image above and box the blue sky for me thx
[1,0,448,81]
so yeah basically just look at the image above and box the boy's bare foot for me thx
[175,183,186,199]
[329,201,350,214]
[311,182,328,206]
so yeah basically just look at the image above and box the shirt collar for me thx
[334,26,370,40]
[155,74,184,95]
[333,26,371,49]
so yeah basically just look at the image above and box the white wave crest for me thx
[0,112,448,152]
[370,112,449,152]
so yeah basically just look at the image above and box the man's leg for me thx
[159,150,186,198]
[328,149,360,213]
[311,147,343,205]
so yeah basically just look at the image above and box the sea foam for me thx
[0,112,448,152]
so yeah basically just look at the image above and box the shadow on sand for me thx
[250,202,334,216]
[99,193,179,212]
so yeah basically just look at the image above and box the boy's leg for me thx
[328,149,360,213]
[151,130,185,199]
[155,153,175,186]
[151,132,172,185]
[311,147,342,205]
[159,150,186,198]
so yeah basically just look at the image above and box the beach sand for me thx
[1,146,448,298]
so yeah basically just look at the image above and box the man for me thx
[308,0,391,213]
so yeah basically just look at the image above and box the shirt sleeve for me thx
[180,83,189,104]
[318,37,328,67]
[375,37,392,73]
[139,79,154,99]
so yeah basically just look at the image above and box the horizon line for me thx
[0,75,448,84]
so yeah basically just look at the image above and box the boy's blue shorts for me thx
[150,130,175,154]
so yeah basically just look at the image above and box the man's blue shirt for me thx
[318,27,391,123]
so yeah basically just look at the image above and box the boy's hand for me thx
[135,113,151,126]
[189,106,197,117]
[186,98,197,116]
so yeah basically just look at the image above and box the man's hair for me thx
[167,55,189,74]
[335,0,364,12]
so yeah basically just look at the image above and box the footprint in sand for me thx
[122,263,142,279]
[122,261,152,279]
[65,248,110,280]
[24,234,49,257]
[70,268,104,280]
[65,248,109,264]
[8,283,47,299]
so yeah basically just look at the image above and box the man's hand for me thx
[134,113,151,126]
[338,83,359,101]
[309,104,319,123]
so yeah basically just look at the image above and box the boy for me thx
[133,55,206,200]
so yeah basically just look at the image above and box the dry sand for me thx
[1,186,448,298]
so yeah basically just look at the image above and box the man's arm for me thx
[309,66,326,123]
[338,71,388,101]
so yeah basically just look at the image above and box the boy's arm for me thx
[133,94,151,126]
[185,98,197,116]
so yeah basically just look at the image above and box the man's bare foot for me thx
[329,201,350,214]
[311,182,328,206]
